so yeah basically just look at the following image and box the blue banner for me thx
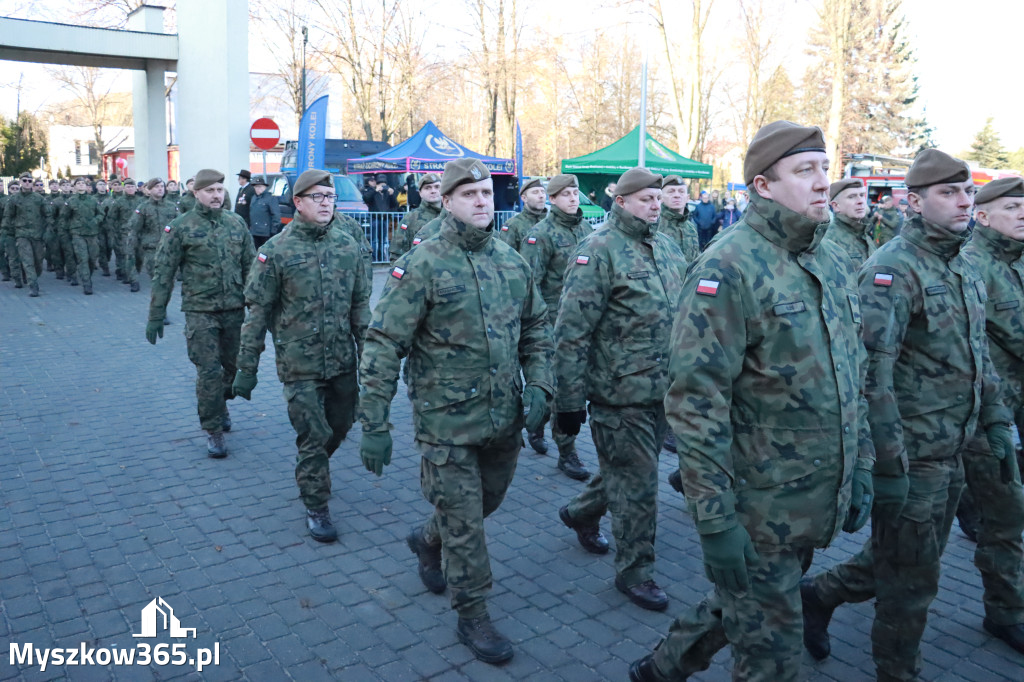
[297,96,328,173]
[515,119,524,210]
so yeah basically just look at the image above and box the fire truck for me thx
[843,153,1021,204]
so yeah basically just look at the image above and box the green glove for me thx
[872,472,909,520]
[843,465,874,533]
[986,423,1021,485]
[360,430,393,477]
[145,319,164,345]
[698,523,760,592]
[232,370,258,400]
[522,385,550,433]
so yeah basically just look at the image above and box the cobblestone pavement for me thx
[1,267,1022,681]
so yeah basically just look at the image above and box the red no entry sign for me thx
[250,118,280,150]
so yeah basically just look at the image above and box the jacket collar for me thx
[608,202,657,241]
[900,214,968,260]
[290,214,333,239]
[440,212,494,251]
[972,224,1024,263]
[550,205,584,228]
[744,194,827,254]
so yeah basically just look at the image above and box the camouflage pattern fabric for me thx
[496,205,546,250]
[183,309,245,432]
[65,194,101,287]
[94,193,112,272]
[104,193,134,278]
[334,212,373,283]
[874,206,903,245]
[0,194,9,279]
[126,197,179,285]
[56,199,77,280]
[15,237,45,287]
[177,191,197,214]
[3,190,49,287]
[657,204,699,263]
[390,200,441,261]
[408,208,449,248]
[71,235,99,287]
[44,195,62,273]
[824,212,876,268]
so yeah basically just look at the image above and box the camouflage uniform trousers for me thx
[72,234,99,288]
[810,455,964,681]
[283,371,358,511]
[962,428,1024,626]
[15,237,45,288]
[566,403,667,585]
[44,225,61,272]
[651,546,814,682]
[418,427,522,619]
[1,231,19,280]
[128,246,157,285]
[532,310,577,453]
[59,226,77,280]
[108,227,127,278]
[183,309,244,432]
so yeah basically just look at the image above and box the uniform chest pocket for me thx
[284,256,307,267]
[556,238,573,248]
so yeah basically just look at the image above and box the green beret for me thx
[976,176,1024,205]
[294,169,332,196]
[144,177,164,191]
[743,120,826,186]
[661,174,685,188]
[440,158,491,196]
[519,177,542,194]
[829,179,863,201]
[417,173,441,190]
[546,174,579,197]
[193,169,225,191]
[905,149,971,188]
[615,167,663,197]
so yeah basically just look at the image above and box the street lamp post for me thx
[301,26,308,117]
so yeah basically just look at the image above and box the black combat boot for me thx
[801,579,835,660]
[456,615,513,664]
[663,432,678,453]
[28,282,39,297]
[615,575,669,611]
[1,272,10,282]
[668,469,684,495]
[406,526,446,594]
[221,409,232,433]
[306,507,338,543]
[956,486,981,542]
[629,655,673,682]
[130,281,140,292]
[13,277,23,288]
[206,430,227,458]
[83,282,93,295]
[527,428,548,454]
[984,618,1024,654]
[557,446,590,481]
[68,276,78,286]
[55,271,64,280]
[559,506,609,554]
[101,265,110,276]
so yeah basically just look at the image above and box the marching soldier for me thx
[126,178,179,293]
[64,177,102,295]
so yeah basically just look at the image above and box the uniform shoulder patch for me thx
[526,236,537,244]
[400,223,408,230]
[257,253,267,263]
[134,208,141,214]
[696,279,720,296]
[873,273,894,287]
[576,255,590,265]
[500,224,509,232]
[164,225,172,232]
[391,266,406,279]
[412,237,422,245]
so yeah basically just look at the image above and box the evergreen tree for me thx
[965,117,1009,168]
[0,112,48,178]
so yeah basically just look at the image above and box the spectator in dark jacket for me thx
[691,190,720,250]
[716,198,743,230]
[362,173,398,213]
[249,175,282,249]
[405,173,421,211]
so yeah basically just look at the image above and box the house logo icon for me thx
[133,597,197,639]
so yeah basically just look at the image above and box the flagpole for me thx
[638,57,648,168]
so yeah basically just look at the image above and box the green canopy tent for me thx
[561,126,713,200]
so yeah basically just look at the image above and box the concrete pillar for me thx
[126,5,168,183]
[176,0,249,184]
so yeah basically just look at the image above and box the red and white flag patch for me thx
[392,266,406,279]
[134,208,141,214]
[412,238,422,245]
[500,225,509,232]
[873,273,894,287]
[526,236,537,244]
[696,279,720,296]
[163,225,172,233]
[576,255,590,265]
[400,223,408,230]
[257,252,267,263]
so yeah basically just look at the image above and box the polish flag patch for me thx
[696,279,720,296]
[257,253,267,263]
[163,225,172,233]
[400,223,408,230]
[873,273,894,287]
[134,208,141,214]
[412,238,422,245]
[500,225,509,232]
[576,255,590,265]
[392,266,406,279]
[527,236,537,244]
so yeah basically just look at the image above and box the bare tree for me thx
[253,0,327,128]
[45,66,127,161]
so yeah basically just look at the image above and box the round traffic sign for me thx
[250,118,280,151]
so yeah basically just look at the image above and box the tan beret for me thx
[193,169,225,191]
[661,174,685,188]
[905,149,971,188]
[615,167,663,197]
[743,121,826,186]
[294,169,332,196]
[519,177,543,195]
[417,173,441,190]
[440,158,491,196]
[976,176,1024,205]
[144,177,164,191]
[829,179,863,201]
[546,174,579,197]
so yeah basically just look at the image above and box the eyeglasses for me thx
[298,192,336,203]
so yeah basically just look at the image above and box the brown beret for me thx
[615,167,663,197]
[144,177,164,191]
[976,176,1024,205]
[193,169,225,191]
[661,174,686,188]
[519,177,543,195]
[440,158,491,196]
[829,179,863,201]
[293,169,332,196]
[122,177,135,185]
[546,174,579,197]
[417,173,441,190]
[905,149,971,188]
[743,121,826,186]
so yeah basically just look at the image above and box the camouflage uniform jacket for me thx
[497,205,547,250]
[390,200,441,260]
[657,205,700,262]
[359,213,554,449]
[963,227,1024,414]
[128,197,179,251]
[824,212,876,268]
[666,195,873,548]
[554,202,687,413]
[2,190,48,239]
[64,193,101,237]
[238,214,372,383]
[519,206,591,324]
[409,208,449,247]
[177,191,196,214]
[334,212,373,283]
[149,203,255,316]
[875,207,903,245]
[860,214,1010,476]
